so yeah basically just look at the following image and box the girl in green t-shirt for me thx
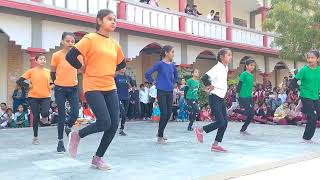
[237,59,256,135]
[290,50,320,143]
[185,69,200,131]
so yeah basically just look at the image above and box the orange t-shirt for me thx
[75,33,125,93]
[22,67,51,98]
[51,50,79,87]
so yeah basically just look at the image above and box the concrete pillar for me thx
[225,0,232,40]
[119,30,129,58]
[31,16,42,48]
[179,0,186,32]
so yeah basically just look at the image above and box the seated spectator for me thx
[287,89,298,104]
[278,89,288,104]
[254,102,273,123]
[192,5,202,17]
[148,0,159,7]
[273,102,289,124]
[12,105,29,128]
[1,108,13,128]
[213,12,220,22]
[49,106,58,125]
[287,103,304,125]
[185,4,193,15]
[207,10,215,21]
[0,102,7,119]
[267,92,282,113]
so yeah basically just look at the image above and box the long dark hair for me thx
[96,9,114,31]
[244,58,255,71]
[217,48,231,62]
[160,45,174,59]
[61,32,75,40]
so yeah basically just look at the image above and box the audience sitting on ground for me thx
[12,105,29,128]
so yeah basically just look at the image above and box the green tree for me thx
[264,0,320,64]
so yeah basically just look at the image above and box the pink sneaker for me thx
[302,139,317,144]
[91,156,112,171]
[194,127,203,143]
[211,145,228,152]
[67,131,80,158]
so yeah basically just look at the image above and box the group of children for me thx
[9,7,320,171]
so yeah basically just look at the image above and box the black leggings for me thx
[79,90,119,157]
[140,102,149,118]
[28,97,50,137]
[157,90,173,137]
[239,97,254,132]
[203,94,228,143]
[301,98,320,140]
[55,85,79,140]
[187,99,200,129]
[119,100,129,130]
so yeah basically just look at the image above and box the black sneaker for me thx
[119,130,127,136]
[187,127,194,131]
[65,126,72,137]
[57,140,66,153]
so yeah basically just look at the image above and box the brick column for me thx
[225,0,232,40]
[179,0,186,32]
[27,48,45,68]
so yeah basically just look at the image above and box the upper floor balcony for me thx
[11,0,277,50]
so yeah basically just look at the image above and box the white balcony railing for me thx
[232,25,264,47]
[185,16,227,41]
[125,1,179,32]
[41,0,118,15]
[18,0,278,50]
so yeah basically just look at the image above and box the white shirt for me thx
[207,13,214,20]
[278,93,287,103]
[140,89,149,104]
[149,85,157,98]
[206,61,228,98]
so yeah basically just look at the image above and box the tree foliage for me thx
[264,0,320,62]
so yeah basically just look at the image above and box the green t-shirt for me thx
[295,65,320,100]
[186,78,200,100]
[239,71,254,98]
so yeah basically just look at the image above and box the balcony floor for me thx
[1,121,320,180]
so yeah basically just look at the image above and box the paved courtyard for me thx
[2,121,320,180]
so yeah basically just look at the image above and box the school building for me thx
[0,0,306,106]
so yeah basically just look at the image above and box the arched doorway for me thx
[271,62,290,88]
[126,43,162,85]
[193,50,217,75]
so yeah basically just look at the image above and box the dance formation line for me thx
[15,9,320,171]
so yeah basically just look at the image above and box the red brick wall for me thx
[7,41,24,108]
